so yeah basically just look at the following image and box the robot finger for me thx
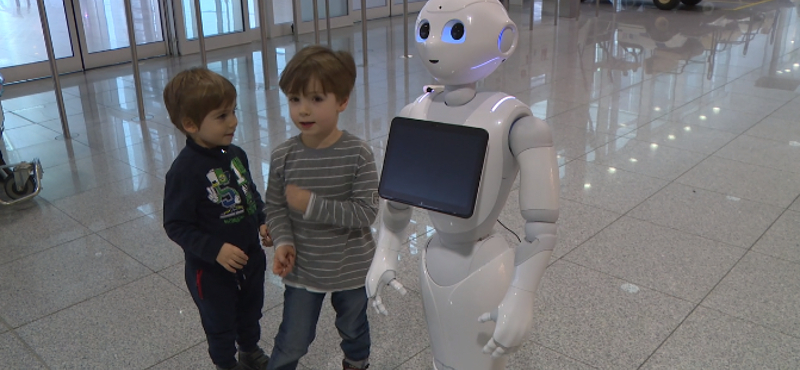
[478,308,498,323]
[490,345,508,359]
[389,279,407,295]
[372,295,389,315]
[482,338,498,355]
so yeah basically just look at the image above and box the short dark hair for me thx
[279,45,357,102]
[163,67,237,134]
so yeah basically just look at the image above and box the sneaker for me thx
[342,359,369,370]
[238,348,270,370]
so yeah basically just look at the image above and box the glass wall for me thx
[79,0,163,53]
[0,0,72,68]
[183,0,244,39]
[272,0,292,24]
[301,0,347,22]
[352,0,387,10]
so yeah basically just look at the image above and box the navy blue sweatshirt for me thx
[163,138,267,266]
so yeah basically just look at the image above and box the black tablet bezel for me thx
[378,117,489,219]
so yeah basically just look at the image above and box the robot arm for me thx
[480,115,559,358]
[365,200,412,314]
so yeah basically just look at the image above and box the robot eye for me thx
[442,20,466,44]
[419,22,430,40]
[451,23,465,40]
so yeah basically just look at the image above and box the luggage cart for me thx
[0,73,44,205]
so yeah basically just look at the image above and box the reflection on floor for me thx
[2,1,800,369]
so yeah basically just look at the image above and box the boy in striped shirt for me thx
[263,45,380,370]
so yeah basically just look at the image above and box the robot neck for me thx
[444,83,477,106]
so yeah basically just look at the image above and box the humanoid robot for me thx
[365,1,560,369]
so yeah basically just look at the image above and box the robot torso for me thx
[400,90,532,244]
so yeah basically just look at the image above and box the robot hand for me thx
[365,266,407,315]
[365,200,413,315]
[365,227,409,315]
[478,285,535,358]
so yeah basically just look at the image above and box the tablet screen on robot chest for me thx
[378,117,489,219]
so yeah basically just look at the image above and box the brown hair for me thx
[163,67,237,134]
[279,45,357,103]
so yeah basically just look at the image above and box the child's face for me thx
[286,79,348,148]
[184,103,238,148]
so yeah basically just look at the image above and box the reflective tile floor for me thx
[2,1,800,369]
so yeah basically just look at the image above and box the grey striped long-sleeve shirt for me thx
[264,131,380,292]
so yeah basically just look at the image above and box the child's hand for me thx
[285,184,311,212]
[273,245,296,277]
[260,224,273,247]
[216,243,249,273]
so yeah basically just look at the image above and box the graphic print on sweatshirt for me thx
[205,157,259,224]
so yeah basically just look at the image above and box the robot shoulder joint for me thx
[509,115,553,156]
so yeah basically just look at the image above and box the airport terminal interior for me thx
[1,0,800,368]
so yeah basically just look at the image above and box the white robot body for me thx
[421,234,515,370]
[365,1,560,369]
[402,88,553,370]
[404,92,521,369]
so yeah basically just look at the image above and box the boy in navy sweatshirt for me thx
[162,67,271,370]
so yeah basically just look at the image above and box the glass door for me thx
[72,0,168,69]
[390,0,424,16]
[1,0,293,82]
[0,0,83,82]
[293,0,352,35]
[353,0,389,20]
[174,0,261,55]
[250,0,293,37]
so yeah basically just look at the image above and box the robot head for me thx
[415,0,518,85]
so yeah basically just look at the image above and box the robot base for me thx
[420,233,515,370]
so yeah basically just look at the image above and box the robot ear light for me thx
[498,25,517,57]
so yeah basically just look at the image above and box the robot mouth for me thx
[429,60,439,64]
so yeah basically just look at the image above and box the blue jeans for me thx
[266,286,370,370]
[186,251,266,369]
